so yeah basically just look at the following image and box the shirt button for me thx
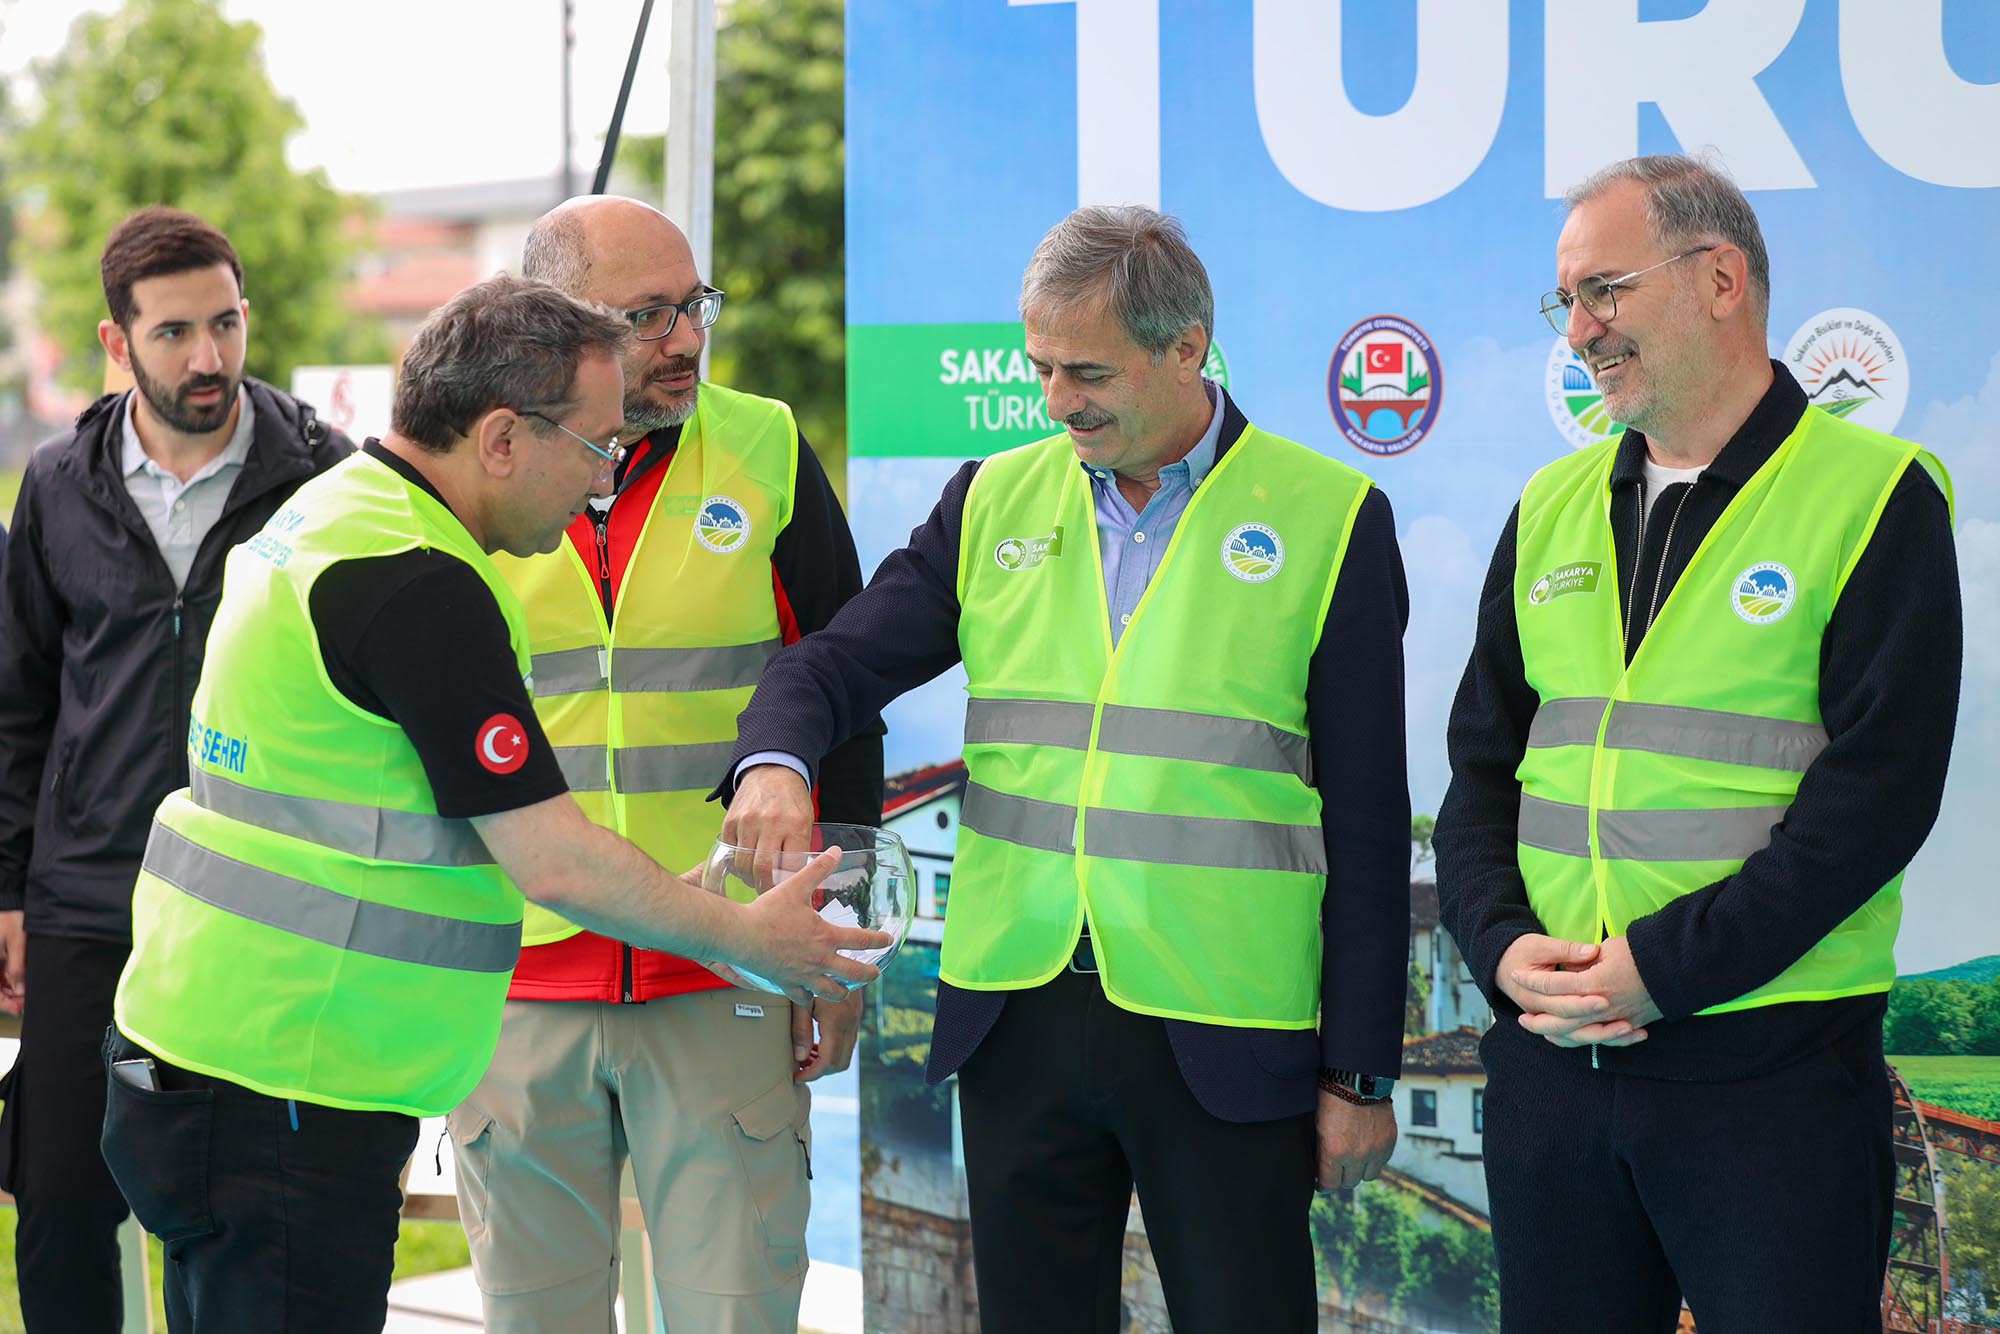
[1094,470,1111,481]
[173,500,186,512]
[1132,531,1146,543]
[1119,614,1131,625]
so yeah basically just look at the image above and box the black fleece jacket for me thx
[1435,362,1961,1081]
[0,381,353,941]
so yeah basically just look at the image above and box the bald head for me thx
[524,196,707,434]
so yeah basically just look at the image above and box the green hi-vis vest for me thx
[493,383,799,945]
[950,424,1373,1028]
[115,453,529,1116]
[1514,408,1952,1015]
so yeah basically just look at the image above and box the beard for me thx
[622,356,701,435]
[131,355,239,435]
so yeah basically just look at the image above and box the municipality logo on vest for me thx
[1528,561,1602,606]
[695,496,751,553]
[1732,562,1797,625]
[994,526,1064,571]
[1221,523,1284,583]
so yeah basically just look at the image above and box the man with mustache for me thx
[445,196,881,1333]
[1436,155,1961,1330]
[0,206,352,1331]
[721,204,1413,1331]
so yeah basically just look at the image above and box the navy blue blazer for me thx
[720,392,1412,1123]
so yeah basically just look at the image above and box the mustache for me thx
[1064,409,1112,430]
[180,374,230,397]
[649,357,700,383]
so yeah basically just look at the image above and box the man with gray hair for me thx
[723,204,1413,1330]
[1437,155,1960,1329]
[447,196,880,1333]
[100,273,886,1332]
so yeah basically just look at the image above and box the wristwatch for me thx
[1318,1067,1396,1105]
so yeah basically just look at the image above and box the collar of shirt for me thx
[120,386,256,484]
[1077,377,1224,506]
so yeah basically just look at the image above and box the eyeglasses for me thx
[518,409,627,473]
[624,287,725,342]
[1539,246,1717,336]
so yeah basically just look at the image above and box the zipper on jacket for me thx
[593,507,615,622]
[1620,480,1647,658]
[171,593,186,782]
[620,943,635,1003]
[1642,483,1697,636]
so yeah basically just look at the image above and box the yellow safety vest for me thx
[494,382,799,944]
[1514,408,1951,1013]
[116,452,528,1116]
[950,423,1373,1028]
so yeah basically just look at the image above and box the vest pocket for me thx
[728,1075,810,1270]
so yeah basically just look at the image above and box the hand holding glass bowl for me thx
[701,822,914,996]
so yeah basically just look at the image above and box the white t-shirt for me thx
[1641,455,1705,524]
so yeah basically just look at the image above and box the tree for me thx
[616,0,846,468]
[1411,814,1436,871]
[8,0,379,393]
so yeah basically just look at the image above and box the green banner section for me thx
[848,321,1231,459]
[848,321,1048,459]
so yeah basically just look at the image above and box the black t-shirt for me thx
[305,442,568,819]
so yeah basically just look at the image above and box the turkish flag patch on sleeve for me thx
[476,714,529,774]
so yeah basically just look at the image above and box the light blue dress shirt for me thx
[120,387,254,590]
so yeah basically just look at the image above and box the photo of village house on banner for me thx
[843,2,1999,1330]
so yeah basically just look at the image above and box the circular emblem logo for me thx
[1328,315,1442,457]
[1732,562,1797,625]
[1202,338,1231,390]
[1783,307,1908,434]
[994,538,1027,570]
[695,495,752,553]
[1545,338,1624,451]
[476,713,529,774]
[1529,574,1554,605]
[1221,523,1285,583]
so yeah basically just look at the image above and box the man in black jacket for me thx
[1436,156,1960,1331]
[0,206,352,1331]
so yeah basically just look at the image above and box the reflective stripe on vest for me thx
[190,769,494,868]
[613,740,740,793]
[1526,697,1829,772]
[143,824,519,974]
[962,781,1326,875]
[613,641,778,693]
[964,698,1312,782]
[553,746,611,792]
[1516,794,1788,863]
[531,646,607,696]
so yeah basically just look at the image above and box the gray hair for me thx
[1564,154,1770,324]
[1019,205,1214,361]
[522,209,592,297]
[392,273,631,452]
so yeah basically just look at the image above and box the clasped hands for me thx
[1496,933,1661,1048]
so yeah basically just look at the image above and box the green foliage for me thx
[1311,1186,1499,1330]
[1411,814,1436,869]
[1887,978,2000,1057]
[1888,1055,2000,1121]
[1909,955,2000,985]
[1405,956,1431,1038]
[1944,1155,2000,1322]
[616,0,847,464]
[8,0,382,394]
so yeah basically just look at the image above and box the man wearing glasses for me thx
[1435,154,1961,1330]
[446,195,880,1333]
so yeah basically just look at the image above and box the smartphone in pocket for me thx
[109,1057,159,1092]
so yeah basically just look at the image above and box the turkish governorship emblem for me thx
[1221,523,1285,583]
[994,526,1064,571]
[696,496,752,553]
[1732,562,1797,625]
[1527,560,1602,606]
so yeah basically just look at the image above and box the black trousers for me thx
[100,1027,419,1334]
[1479,1016,1893,1334]
[955,967,1317,1334]
[0,934,133,1333]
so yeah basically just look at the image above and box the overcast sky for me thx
[1,0,683,194]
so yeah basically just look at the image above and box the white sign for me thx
[290,365,395,445]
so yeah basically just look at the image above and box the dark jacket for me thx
[720,389,1413,1122]
[1435,363,1961,1081]
[0,379,353,942]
